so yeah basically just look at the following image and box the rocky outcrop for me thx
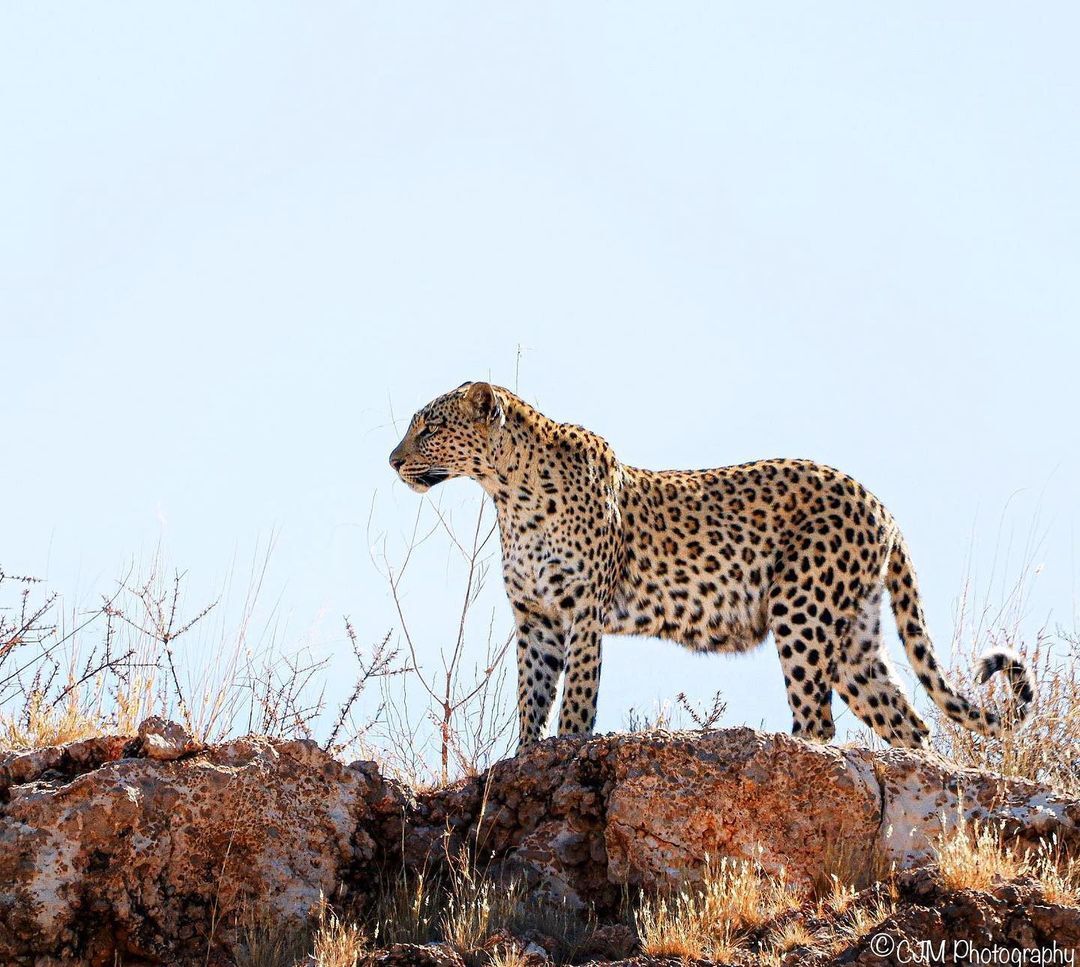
[408,729,1080,908]
[1,723,1077,964]
[593,872,1080,967]
[788,868,1080,967]
[0,721,402,966]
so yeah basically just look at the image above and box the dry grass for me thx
[234,908,312,967]
[934,816,1079,902]
[0,690,107,749]
[488,947,531,967]
[928,523,1080,799]
[370,868,440,947]
[934,818,1022,892]
[365,852,599,963]
[827,893,898,952]
[629,852,907,964]
[311,900,367,967]
[236,897,369,967]
[438,866,526,956]
[635,854,801,960]
[766,917,821,956]
[811,826,893,899]
[1031,837,1080,906]
[931,631,1080,798]
[240,860,600,967]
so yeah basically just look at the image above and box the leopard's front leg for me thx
[557,610,603,737]
[513,603,567,749]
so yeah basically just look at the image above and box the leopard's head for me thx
[389,382,507,493]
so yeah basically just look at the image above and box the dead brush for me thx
[929,522,1080,799]
[233,905,312,967]
[0,544,411,761]
[811,826,893,900]
[310,895,368,967]
[634,853,803,960]
[368,850,524,956]
[933,814,1080,901]
[931,630,1080,798]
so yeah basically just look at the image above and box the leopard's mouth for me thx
[403,468,450,492]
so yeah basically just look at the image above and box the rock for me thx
[1,722,1077,964]
[0,733,130,793]
[581,923,639,960]
[363,942,465,965]
[136,715,203,761]
[830,877,1080,967]
[0,724,402,966]
[410,728,1079,906]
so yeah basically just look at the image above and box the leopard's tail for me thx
[886,534,1034,735]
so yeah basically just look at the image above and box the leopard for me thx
[389,381,1034,751]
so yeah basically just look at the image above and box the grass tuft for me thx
[635,854,800,960]
[934,816,1079,902]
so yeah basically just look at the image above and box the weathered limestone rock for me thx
[411,729,1079,905]
[135,715,204,761]
[0,731,401,965]
[1,723,1076,964]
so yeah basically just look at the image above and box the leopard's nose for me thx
[389,447,406,471]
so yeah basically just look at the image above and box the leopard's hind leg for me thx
[769,541,839,742]
[835,583,930,749]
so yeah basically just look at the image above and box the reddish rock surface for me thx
[1,723,1077,964]
[411,729,1079,905]
[0,729,400,965]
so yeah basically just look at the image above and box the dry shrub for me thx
[931,631,1080,798]
[438,868,526,956]
[635,854,801,960]
[0,547,408,758]
[372,495,516,787]
[311,898,368,967]
[234,907,312,967]
[811,824,893,899]
[828,893,898,952]
[934,816,1079,901]
[624,689,727,735]
[929,525,1080,798]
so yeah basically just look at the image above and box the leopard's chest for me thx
[500,527,573,607]
[497,502,603,608]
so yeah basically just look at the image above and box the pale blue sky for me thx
[3,4,1077,749]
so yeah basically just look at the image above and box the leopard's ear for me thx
[463,381,504,426]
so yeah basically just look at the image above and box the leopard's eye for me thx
[418,423,441,440]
